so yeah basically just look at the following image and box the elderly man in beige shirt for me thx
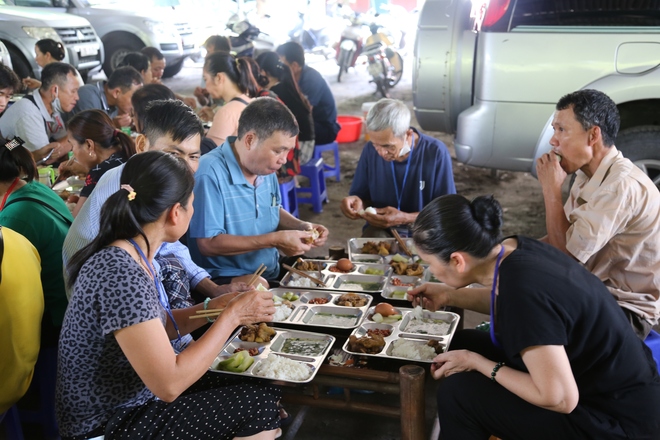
[537,89,660,339]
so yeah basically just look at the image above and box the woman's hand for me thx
[224,289,277,327]
[406,283,454,311]
[430,349,481,380]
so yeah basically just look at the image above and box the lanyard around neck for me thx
[128,238,182,346]
[0,178,20,211]
[490,245,505,349]
[390,132,415,211]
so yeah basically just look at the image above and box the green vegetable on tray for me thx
[215,350,254,373]
[391,290,408,299]
[281,291,300,301]
[372,313,403,324]
[364,268,385,275]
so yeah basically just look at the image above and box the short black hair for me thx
[119,52,150,74]
[0,64,21,93]
[141,46,164,61]
[107,66,143,92]
[142,99,204,145]
[556,89,620,147]
[238,97,299,141]
[39,62,77,92]
[131,84,176,133]
[204,35,231,53]
[276,41,305,67]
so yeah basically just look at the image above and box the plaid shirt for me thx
[156,253,194,310]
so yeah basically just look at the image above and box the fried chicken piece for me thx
[255,322,276,343]
[405,263,424,277]
[390,261,407,275]
[347,334,386,354]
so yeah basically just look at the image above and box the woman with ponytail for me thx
[59,150,281,440]
[407,194,660,439]
[64,109,136,216]
[22,38,85,90]
[203,53,256,147]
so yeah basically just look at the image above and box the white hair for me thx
[365,98,411,138]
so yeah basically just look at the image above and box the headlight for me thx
[22,27,62,42]
[143,20,178,39]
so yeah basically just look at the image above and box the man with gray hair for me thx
[188,97,329,286]
[341,98,456,237]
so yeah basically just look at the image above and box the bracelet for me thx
[203,297,215,323]
[490,362,505,382]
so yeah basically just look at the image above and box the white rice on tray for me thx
[253,354,312,381]
[390,339,437,361]
[272,304,293,322]
[404,318,450,335]
[286,275,319,288]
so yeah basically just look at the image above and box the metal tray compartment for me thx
[399,310,459,339]
[210,327,335,383]
[347,238,417,260]
[302,305,364,328]
[280,259,391,293]
[269,288,372,329]
[342,306,460,363]
[332,274,387,292]
[380,274,422,302]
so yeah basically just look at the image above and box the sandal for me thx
[279,404,293,428]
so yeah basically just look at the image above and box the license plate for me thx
[78,45,99,57]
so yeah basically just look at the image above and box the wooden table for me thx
[281,362,427,440]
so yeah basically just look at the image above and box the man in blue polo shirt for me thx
[188,98,329,285]
[341,98,456,237]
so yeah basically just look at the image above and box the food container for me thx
[347,238,418,262]
[270,288,372,329]
[209,327,335,383]
[342,306,460,363]
[336,115,363,143]
[279,259,391,293]
[381,274,423,302]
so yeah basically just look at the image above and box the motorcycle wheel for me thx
[337,49,352,82]
[388,51,404,87]
[376,77,389,98]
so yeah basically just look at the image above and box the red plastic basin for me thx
[336,115,363,143]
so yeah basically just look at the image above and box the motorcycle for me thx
[288,11,337,59]
[362,23,404,97]
[335,14,370,82]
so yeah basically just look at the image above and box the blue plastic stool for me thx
[313,141,341,182]
[296,158,329,214]
[644,329,660,372]
[279,178,299,218]
[2,406,25,440]
[19,346,59,439]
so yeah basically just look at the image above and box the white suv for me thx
[414,0,660,184]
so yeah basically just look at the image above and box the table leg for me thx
[399,365,426,440]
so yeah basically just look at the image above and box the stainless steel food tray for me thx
[280,259,392,293]
[270,288,372,329]
[347,238,419,263]
[342,307,460,363]
[209,327,335,383]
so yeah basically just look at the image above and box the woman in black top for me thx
[256,51,315,167]
[408,194,660,440]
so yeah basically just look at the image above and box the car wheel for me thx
[103,39,144,77]
[163,58,185,79]
[7,45,33,81]
[617,125,660,189]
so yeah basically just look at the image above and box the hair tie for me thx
[120,184,136,201]
[113,129,120,138]
[276,61,285,71]
[4,136,25,151]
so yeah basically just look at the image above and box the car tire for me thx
[7,45,33,81]
[103,38,144,77]
[616,125,660,189]
[163,58,185,79]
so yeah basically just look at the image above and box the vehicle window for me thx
[7,0,55,6]
[510,0,660,28]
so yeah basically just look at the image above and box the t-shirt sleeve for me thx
[349,144,371,200]
[565,185,634,263]
[16,111,50,152]
[208,102,242,144]
[430,143,456,197]
[92,252,161,335]
[80,162,109,198]
[498,261,569,359]
[189,172,226,238]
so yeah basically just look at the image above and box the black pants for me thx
[438,330,589,440]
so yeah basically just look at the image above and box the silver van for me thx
[414,0,660,183]
[0,4,102,79]
[9,0,201,78]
